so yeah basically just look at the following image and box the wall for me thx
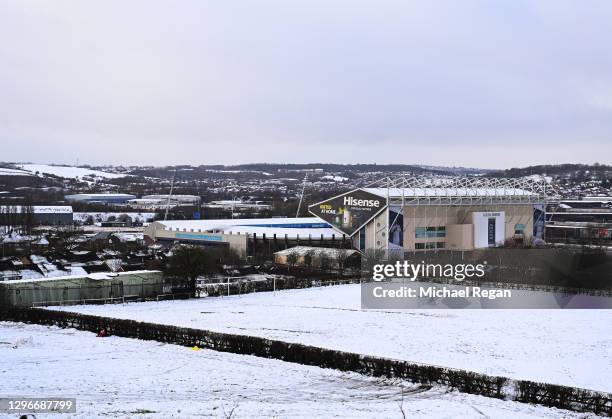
[399,204,535,251]
[145,221,248,255]
[446,224,474,250]
[364,209,388,253]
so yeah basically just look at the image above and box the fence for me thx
[1,307,610,415]
[199,275,361,297]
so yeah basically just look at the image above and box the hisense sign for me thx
[343,196,381,208]
[309,189,387,236]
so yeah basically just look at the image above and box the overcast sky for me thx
[1,1,611,169]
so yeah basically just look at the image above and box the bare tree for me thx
[334,249,351,277]
[52,226,85,254]
[319,252,331,273]
[362,248,386,279]
[286,250,299,272]
[303,249,315,271]
[165,245,214,297]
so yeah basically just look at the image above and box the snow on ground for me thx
[322,175,349,182]
[0,322,594,419]
[51,284,612,393]
[16,164,127,179]
[0,167,33,176]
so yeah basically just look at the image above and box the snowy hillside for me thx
[17,164,128,180]
[52,284,612,392]
[0,322,591,418]
[0,167,33,176]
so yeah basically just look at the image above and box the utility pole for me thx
[231,196,238,219]
[296,173,308,218]
[164,169,177,221]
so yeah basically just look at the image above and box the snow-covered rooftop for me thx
[156,217,339,238]
[65,193,136,199]
[275,246,359,257]
[1,270,161,285]
[158,217,330,230]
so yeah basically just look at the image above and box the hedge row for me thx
[1,307,610,415]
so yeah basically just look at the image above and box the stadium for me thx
[309,176,550,255]
[144,176,550,257]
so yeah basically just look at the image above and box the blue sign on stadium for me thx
[176,233,223,242]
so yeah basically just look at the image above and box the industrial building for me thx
[203,200,272,212]
[309,176,549,254]
[0,205,73,225]
[546,196,612,243]
[127,194,201,211]
[144,217,347,257]
[0,270,163,307]
[64,193,136,204]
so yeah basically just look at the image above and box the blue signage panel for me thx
[176,233,223,242]
[487,218,496,246]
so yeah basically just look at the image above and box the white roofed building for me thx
[144,217,349,258]
[0,205,73,225]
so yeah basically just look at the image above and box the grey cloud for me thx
[0,0,611,168]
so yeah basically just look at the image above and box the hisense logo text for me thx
[343,196,380,208]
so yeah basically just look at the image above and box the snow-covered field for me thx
[16,164,127,179]
[0,167,33,176]
[0,322,595,418]
[51,284,612,393]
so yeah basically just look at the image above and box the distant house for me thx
[88,232,113,251]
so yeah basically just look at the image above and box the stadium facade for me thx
[309,176,549,254]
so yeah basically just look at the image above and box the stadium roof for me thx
[363,187,538,198]
[362,176,552,202]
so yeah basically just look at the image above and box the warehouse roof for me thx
[154,217,341,238]
[157,217,331,230]
[65,193,136,199]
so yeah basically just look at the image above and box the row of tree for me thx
[0,203,36,234]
